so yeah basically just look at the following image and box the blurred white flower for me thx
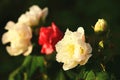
[2,21,32,56]
[18,5,48,27]
[55,27,92,70]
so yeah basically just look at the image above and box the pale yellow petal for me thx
[79,54,92,65]
[2,32,10,44]
[23,44,33,56]
[5,21,15,30]
[41,7,48,21]
[63,62,77,70]
[6,46,23,56]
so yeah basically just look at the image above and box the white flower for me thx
[2,21,33,56]
[18,5,48,27]
[55,27,92,70]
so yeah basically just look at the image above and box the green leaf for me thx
[9,56,32,80]
[22,56,32,67]
[76,68,89,80]
[85,70,95,80]
[96,72,109,80]
[56,70,66,80]
[66,70,77,79]
[9,67,21,80]
[28,56,45,79]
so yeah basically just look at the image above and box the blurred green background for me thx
[0,0,120,80]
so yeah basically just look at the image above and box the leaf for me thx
[76,68,89,80]
[22,56,33,67]
[8,56,32,80]
[9,67,21,80]
[96,72,109,80]
[56,70,66,80]
[85,70,95,80]
[28,56,45,79]
[66,70,77,79]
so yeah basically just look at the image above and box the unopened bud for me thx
[99,40,104,48]
[94,19,107,33]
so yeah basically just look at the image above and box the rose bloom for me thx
[55,27,92,70]
[2,21,33,56]
[18,5,48,27]
[38,22,63,54]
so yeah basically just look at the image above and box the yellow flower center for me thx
[66,44,75,57]
[80,47,84,54]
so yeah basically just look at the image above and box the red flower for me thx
[38,22,63,54]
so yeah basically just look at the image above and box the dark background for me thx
[0,0,120,80]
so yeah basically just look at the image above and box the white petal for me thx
[5,21,15,30]
[79,54,92,65]
[6,46,23,56]
[23,44,33,56]
[63,62,77,70]
[86,43,92,53]
[41,7,48,21]
[77,27,84,34]
[2,32,10,44]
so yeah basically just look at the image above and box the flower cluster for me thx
[2,4,113,80]
[2,5,48,56]
[2,5,93,70]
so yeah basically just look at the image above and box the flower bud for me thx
[99,40,104,48]
[94,19,107,33]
